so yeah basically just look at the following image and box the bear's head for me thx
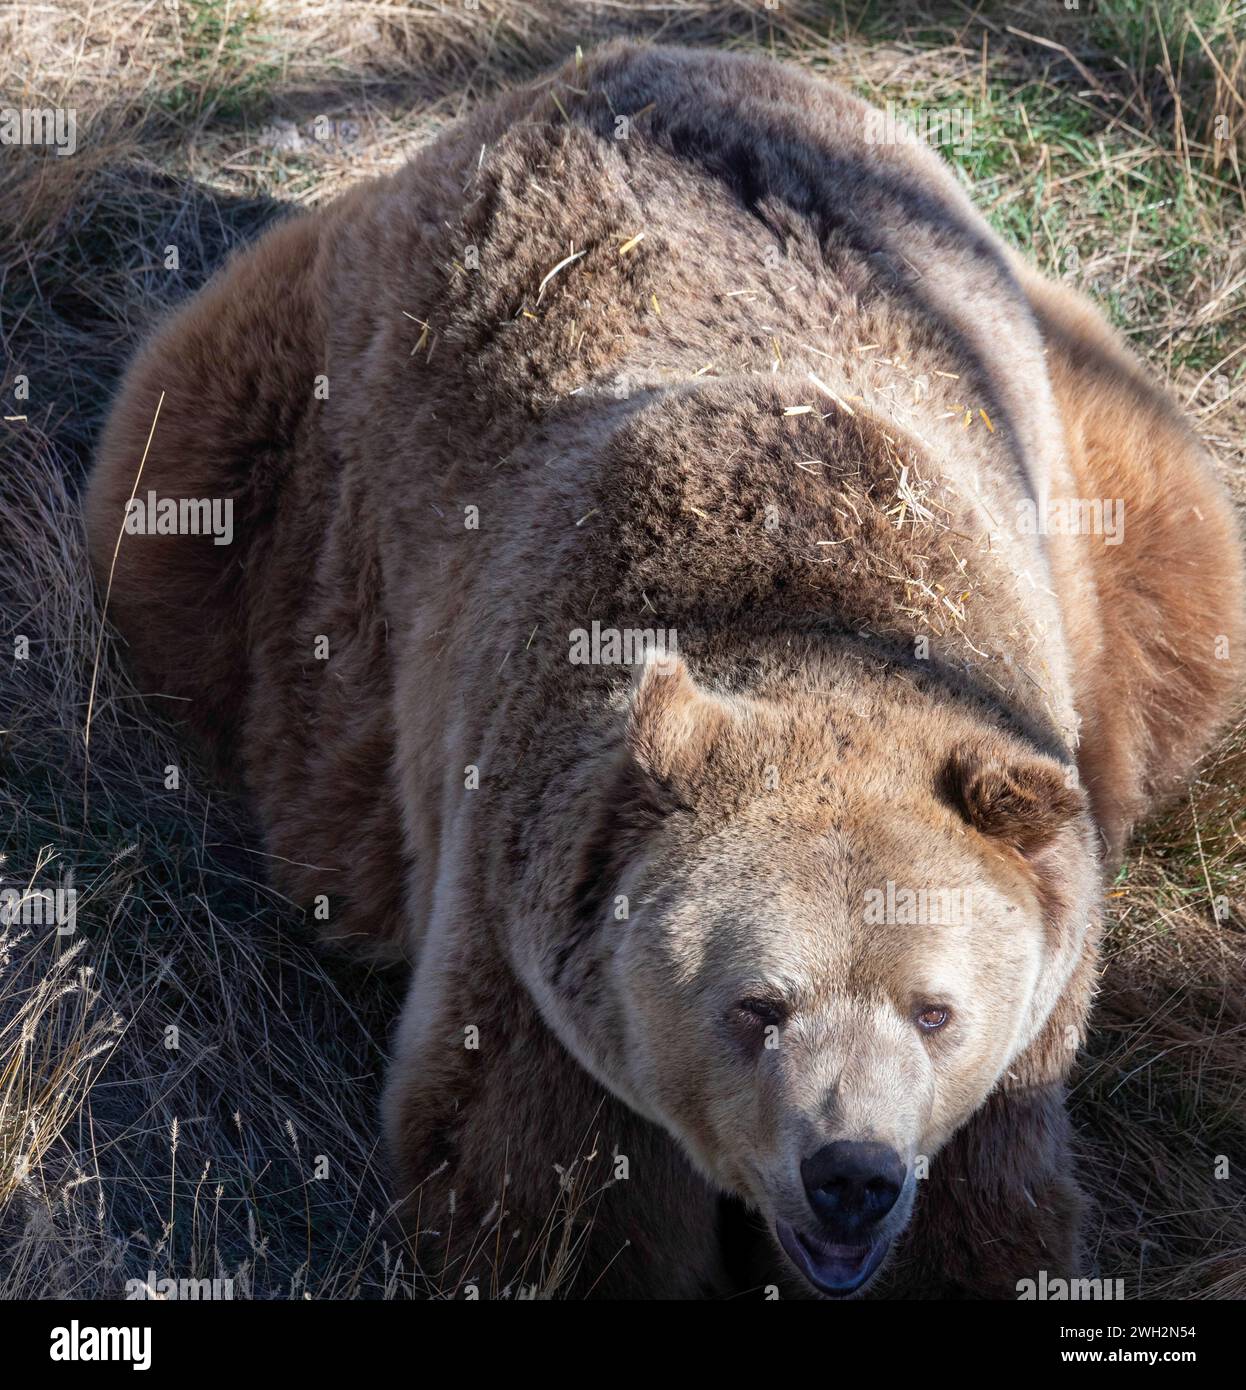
[554,651,1098,1297]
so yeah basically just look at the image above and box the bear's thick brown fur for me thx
[86,43,1243,1298]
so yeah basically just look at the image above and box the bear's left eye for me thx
[916,1005,950,1032]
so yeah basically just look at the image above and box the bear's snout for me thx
[773,1142,910,1296]
[801,1141,905,1237]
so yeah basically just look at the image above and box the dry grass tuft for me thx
[1,0,1244,1298]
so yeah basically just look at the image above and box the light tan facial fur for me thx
[536,654,1096,1290]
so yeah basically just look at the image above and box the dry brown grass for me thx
[1,0,1244,1299]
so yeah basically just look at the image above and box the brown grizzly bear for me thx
[85,42,1244,1298]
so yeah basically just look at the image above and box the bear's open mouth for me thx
[775,1220,890,1297]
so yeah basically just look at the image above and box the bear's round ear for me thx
[626,650,731,788]
[565,654,727,927]
[942,752,1086,857]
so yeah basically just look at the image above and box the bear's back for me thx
[85,42,1075,954]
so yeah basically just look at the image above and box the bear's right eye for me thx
[735,996,789,1028]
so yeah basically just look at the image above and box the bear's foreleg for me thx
[382,924,730,1300]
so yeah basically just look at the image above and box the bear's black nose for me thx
[801,1141,905,1236]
